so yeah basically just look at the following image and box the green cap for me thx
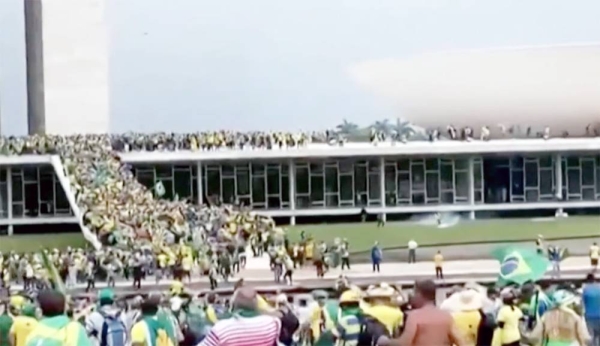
[21,304,37,318]
[98,288,115,304]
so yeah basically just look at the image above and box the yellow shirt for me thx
[205,305,218,324]
[170,281,184,296]
[434,254,444,267]
[182,257,193,271]
[158,254,167,268]
[10,316,38,346]
[131,320,150,346]
[590,245,599,259]
[496,305,523,344]
[257,295,273,313]
[452,310,481,346]
[363,305,404,336]
[305,243,314,258]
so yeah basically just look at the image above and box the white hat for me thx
[170,297,183,311]
[276,294,288,304]
[441,288,483,312]
[456,289,483,311]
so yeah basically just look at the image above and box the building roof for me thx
[118,138,600,164]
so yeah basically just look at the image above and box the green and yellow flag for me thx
[40,250,67,294]
[493,246,549,286]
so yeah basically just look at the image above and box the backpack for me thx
[334,315,361,346]
[100,312,127,346]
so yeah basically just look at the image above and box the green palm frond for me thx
[40,250,67,294]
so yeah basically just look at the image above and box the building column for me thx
[379,156,387,222]
[6,167,13,236]
[196,162,204,206]
[24,0,46,135]
[467,156,476,220]
[554,154,565,217]
[288,160,296,225]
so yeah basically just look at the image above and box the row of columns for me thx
[193,153,567,224]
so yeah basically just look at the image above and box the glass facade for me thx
[0,165,72,219]
[130,154,600,210]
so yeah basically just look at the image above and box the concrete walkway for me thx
[11,256,595,294]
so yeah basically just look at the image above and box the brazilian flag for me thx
[493,246,549,286]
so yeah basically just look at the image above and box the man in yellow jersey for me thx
[434,251,444,280]
[9,304,37,346]
[590,242,599,270]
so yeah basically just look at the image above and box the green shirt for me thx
[0,313,13,346]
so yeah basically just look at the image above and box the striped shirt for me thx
[198,314,281,346]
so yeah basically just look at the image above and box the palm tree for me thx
[393,118,416,138]
[336,119,359,135]
[371,119,392,135]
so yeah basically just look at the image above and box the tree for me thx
[336,119,359,135]
[370,119,392,135]
[393,118,416,138]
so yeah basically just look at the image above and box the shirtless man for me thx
[379,280,464,346]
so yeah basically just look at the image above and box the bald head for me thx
[232,286,258,310]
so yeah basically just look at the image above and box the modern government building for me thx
[0,138,599,236]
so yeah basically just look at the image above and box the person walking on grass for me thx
[434,251,444,280]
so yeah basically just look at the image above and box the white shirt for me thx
[408,240,418,250]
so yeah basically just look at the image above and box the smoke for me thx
[410,213,462,229]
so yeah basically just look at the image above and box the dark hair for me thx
[586,273,596,283]
[414,280,436,302]
[140,296,160,316]
[38,290,66,317]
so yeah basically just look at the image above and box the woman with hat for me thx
[528,290,590,346]
[450,289,488,346]
[362,283,404,337]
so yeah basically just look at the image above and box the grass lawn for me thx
[0,233,88,253]
[287,216,600,253]
[1,216,598,254]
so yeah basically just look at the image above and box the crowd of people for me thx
[0,272,598,346]
[0,232,355,294]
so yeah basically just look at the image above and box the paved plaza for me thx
[10,254,595,295]
[353,238,600,262]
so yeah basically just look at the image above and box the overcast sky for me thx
[1,0,599,135]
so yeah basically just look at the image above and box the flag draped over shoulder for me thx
[40,250,67,295]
